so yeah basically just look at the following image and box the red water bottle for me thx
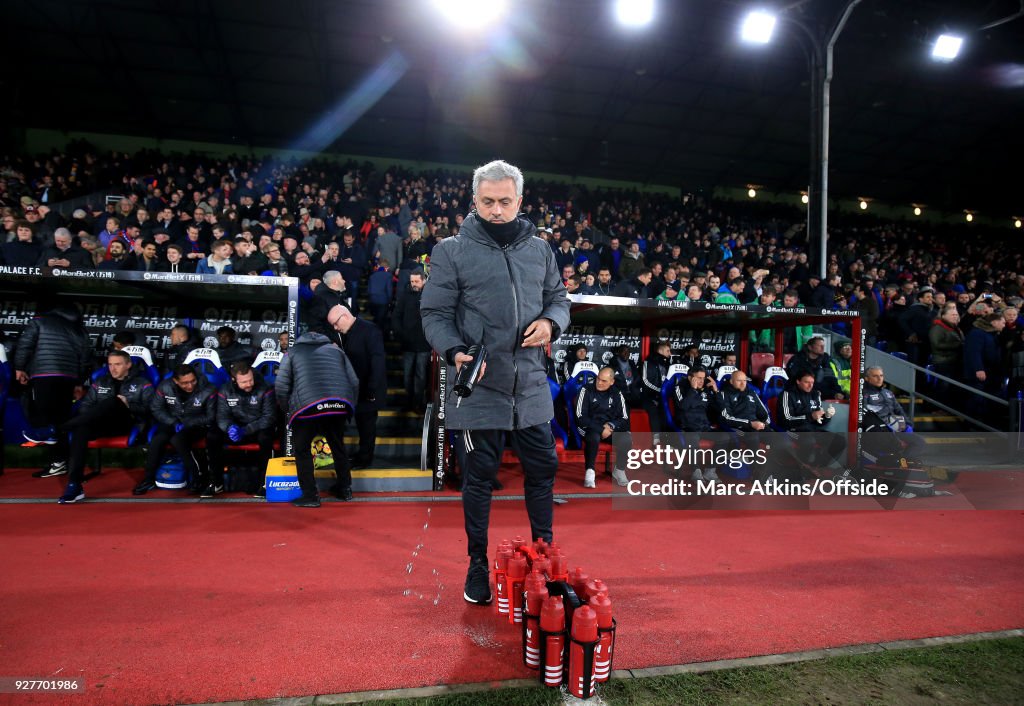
[511,536,527,552]
[568,605,598,698]
[547,541,561,555]
[540,596,566,687]
[494,545,513,615]
[591,593,615,682]
[549,551,569,582]
[523,572,548,669]
[569,567,590,600]
[532,555,551,579]
[507,554,527,624]
[584,578,609,602]
[533,537,549,555]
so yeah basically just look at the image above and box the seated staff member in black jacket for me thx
[327,304,386,469]
[134,365,218,497]
[275,331,359,508]
[211,361,277,497]
[779,371,846,481]
[672,366,719,482]
[575,367,632,489]
[57,351,154,504]
[717,370,773,480]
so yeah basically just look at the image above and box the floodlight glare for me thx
[801,193,809,204]
[965,212,974,222]
[748,188,757,198]
[931,34,963,62]
[741,10,777,44]
[432,0,509,27]
[615,0,655,28]
[1015,219,1022,229]
[859,200,868,210]
[913,206,922,216]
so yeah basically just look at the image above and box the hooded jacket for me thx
[14,306,93,381]
[420,213,570,430]
[274,332,359,425]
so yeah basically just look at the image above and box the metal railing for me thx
[814,326,1013,435]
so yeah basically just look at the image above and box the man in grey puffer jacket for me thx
[14,304,93,478]
[275,330,359,507]
[421,159,571,606]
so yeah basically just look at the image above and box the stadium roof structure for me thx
[6,0,1023,214]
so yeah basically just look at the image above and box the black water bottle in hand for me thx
[453,344,488,407]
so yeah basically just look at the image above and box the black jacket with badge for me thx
[674,383,714,432]
[420,212,570,431]
[151,376,217,429]
[80,371,155,424]
[216,377,277,434]
[337,318,387,407]
[717,386,771,430]
[779,384,830,432]
[863,382,907,431]
[640,352,670,402]
[575,384,631,436]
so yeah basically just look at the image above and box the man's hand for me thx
[751,421,766,430]
[601,423,614,440]
[15,370,28,385]
[521,318,553,348]
[454,352,486,383]
[706,378,719,391]
[811,409,825,421]
[976,370,987,382]
[834,392,845,400]
[117,394,128,407]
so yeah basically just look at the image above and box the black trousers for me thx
[642,397,666,434]
[207,427,276,490]
[581,427,632,472]
[62,397,134,484]
[290,414,350,498]
[26,377,77,463]
[782,428,847,479]
[456,424,557,559]
[144,425,216,487]
[353,402,378,461]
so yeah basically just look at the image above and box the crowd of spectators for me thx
[2,145,1022,402]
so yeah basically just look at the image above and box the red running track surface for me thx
[2,475,1023,706]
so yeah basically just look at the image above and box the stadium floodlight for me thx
[748,188,757,198]
[432,0,509,27]
[965,212,974,222]
[931,34,963,61]
[801,193,809,204]
[859,199,868,210]
[741,10,777,44]
[615,0,655,28]
[913,206,922,216]
[1015,218,1022,229]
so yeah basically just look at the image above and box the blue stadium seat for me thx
[253,350,284,384]
[548,377,569,448]
[121,345,161,386]
[660,363,690,438]
[183,348,228,387]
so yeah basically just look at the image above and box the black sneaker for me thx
[199,484,216,499]
[333,485,353,502]
[348,455,372,470]
[58,482,85,504]
[253,486,266,499]
[463,557,492,605]
[132,480,158,495]
[292,495,321,508]
[33,461,68,478]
